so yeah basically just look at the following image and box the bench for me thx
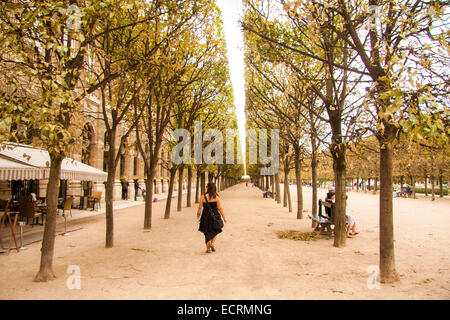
[394,190,412,198]
[263,190,273,198]
[87,191,102,211]
[308,200,335,237]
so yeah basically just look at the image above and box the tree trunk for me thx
[286,173,292,212]
[105,165,116,247]
[283,160,291,211]
[200,171,206,196]
[177,166,184,212]
[411,176,416,199]
[332,150,347,248]
[356,177,359,191]
[275,172,281,203]
[294,156,303,219]
[400,176,404,193]
[144,177,153,229]
[439,173,443,198]
[195,170,200,203]
[431,176,435,201]
[424,175,428,196]
[104,131,118,246]
[283,172,288,208]
[34,155,63,282]
[208,171,213,183]
[329,110,347,247]
[164,167,177,219]
[375,177,378,193]
[379,142,399,283]
[271,175,274,195]
[187,166,192,207]
[311,152,318,226]
[312,158,318,228]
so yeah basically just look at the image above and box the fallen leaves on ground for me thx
[275,230,321,241]
[130,248,152,253]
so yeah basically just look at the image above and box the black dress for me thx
[198,195,223,243]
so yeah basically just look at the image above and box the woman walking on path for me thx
[197,182,227,253]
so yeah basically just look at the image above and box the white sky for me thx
[216,0,247,174]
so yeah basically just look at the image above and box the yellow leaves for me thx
[22,153,31,161]
[420,58,431,69]
[428,2,443,18]
[390,54,400,65]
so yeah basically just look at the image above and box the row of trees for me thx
[0,0,243,282]
[307,134,448,198]
[242,0,449,283]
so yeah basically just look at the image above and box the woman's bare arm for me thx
[216,197,227,223]
[196,195,203,219]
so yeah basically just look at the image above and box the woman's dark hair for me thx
[206,182,218,199]
[326,192,335,200]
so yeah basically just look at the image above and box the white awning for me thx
[0,143,107,181]
[0,157,45,180]
[60,158,107,181]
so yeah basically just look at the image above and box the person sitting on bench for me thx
[404,184,412,197]
[346,214,359,238]
[325,191,359,238]
[324,191,334,218]
[394,185,401,198]
[263,189,272,198]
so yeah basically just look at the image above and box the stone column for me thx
[90,140,103,170]
[114,181,122,200]
[155,178,161,194]
[93,181,105,202]
[174,173,178,192]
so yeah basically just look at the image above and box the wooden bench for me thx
[87,191,102,211]
[396,190,412,198]
[263,190,273,198]
[308,200,335,237]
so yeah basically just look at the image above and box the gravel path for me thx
[0,183,449,299]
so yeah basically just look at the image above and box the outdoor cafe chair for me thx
[18,195,43,226]
[58,196,74,218]
[87,191,102,211]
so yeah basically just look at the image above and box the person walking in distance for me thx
[134,178,140,201]
[197,182,227,253]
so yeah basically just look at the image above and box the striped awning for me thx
[0,157,45,180]
[60,158,107,181]
[0,143,107,181]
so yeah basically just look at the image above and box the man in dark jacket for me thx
[134,179,140,201]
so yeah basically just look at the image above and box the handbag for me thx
[204,194,224,230]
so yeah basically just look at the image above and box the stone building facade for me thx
[62,91,190,207]
[0,90,190,206]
